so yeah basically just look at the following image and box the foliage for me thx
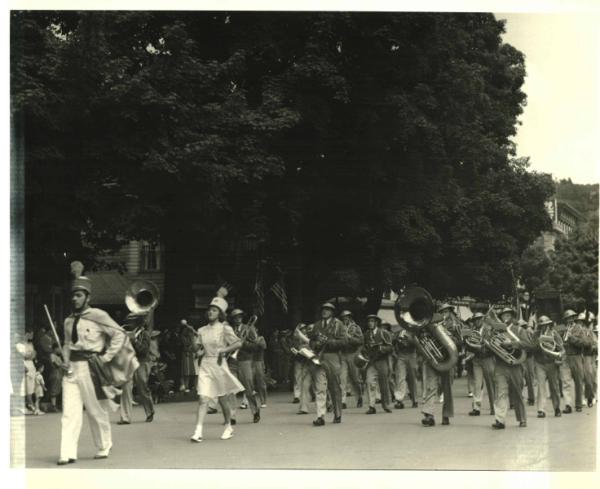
[13,12,555,319]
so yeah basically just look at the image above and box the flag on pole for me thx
[270,278,288,313]
[254,265,265,316]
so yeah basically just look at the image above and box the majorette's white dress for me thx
[196,321,244,398]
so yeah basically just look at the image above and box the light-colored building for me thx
[541,198,582,251]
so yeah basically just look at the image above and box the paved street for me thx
[21,377,596,471]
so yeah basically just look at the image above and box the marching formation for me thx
[46,266,597,465]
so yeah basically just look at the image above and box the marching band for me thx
[50,265,598,463]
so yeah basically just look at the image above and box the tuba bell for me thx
[394,286,458,372]
[125,280,160,315]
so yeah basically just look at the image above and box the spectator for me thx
[35,324,63,412]
[160,323,181,389]
[16,328,38,414]
[179,319,198,392]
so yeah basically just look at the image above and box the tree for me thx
[13,12,555,326]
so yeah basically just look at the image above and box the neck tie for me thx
[71,316,81,344]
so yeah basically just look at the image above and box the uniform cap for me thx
[209,297,229,314]
[538,315,553,326]
[500,307,515,316]
[576,313,587,322]
[230,309,244,318]
[366,314,381,322]
[563,310,577,320]
[321,302,336,311]
[438,303,454,313]
[472,312,485,319]
[339,310,353,318]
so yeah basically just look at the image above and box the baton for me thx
[43,304,72,374]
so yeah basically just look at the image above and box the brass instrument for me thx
[230,315,258,360]
[464,325,484,352]
[563,324,574,343]
[538,326,562,363]
[125,280,160,315]
[291,323,321,365]
[394,286,458,372]
[483,325,527,366]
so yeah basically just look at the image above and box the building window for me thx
[141,242,161,271]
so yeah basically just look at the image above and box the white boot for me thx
[190,426,203,443]
[221,424,234,440]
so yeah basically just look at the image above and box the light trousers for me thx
[60,361,112,460]
[583,355,597,401]
[340,352,363,403]
[309,353,342,418]
[252,359,268,405]
[472,356,495,411]
[393,352,418,403]
[421,363,453,418]
[494,362,526,424]
[293,360,312,412]
[535,361,561,413]
[366,357,392,409]
[560,355,584,409]
[120,361,154,422]
[523,356,536,403]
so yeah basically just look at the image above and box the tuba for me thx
[484,325,527,366]
[125,280,160,315]
[394,287,458,372]
[464,325,484,351]
[538,326,562,363]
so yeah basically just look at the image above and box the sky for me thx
[499,13,600,184]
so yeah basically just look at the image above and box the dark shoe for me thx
[117,420,131,425]
[562,405,572,414]
[366,407,376,414]
[207,407,218,414]
[342,403,347,409]
[297,410,308,415]
[421,415,435,427]
[588,399,593,408]
[292,398,300,404]
[253,413,260,423]
[509,404,514,410]
[468,410,480,416]
[490,410,495,415]
[326,405,333,413]
[333,416,341,424]
[146,412,155,422]
[527,399,534,406]
[230,418,237,425]
[491,421,505,430]
[554,408,561,417]
[576,406,582,412]
[395,401,405,409]
[375,399,382,404]
[57,458,76,465]
[519,421,527,428]
[537,411,546,418]
[383,407,392,413]
[357,398,363,408]
[313,417,325,426]
[442,417,450,425]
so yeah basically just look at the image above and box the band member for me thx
[392,322,419,409]
[118,313,155,424]
[308,302,349,426]
[491,307,534,429]
[229,309,261,423]
[532,315,565,418]
[190,297,244,442]
[421,306,455,427]
[579,313,598,407]
[252,329,268,408]
[292,322,314,414]
[339,310,364,409]
[58,268,137,465]
[558,310,586,413]
[467,312,496,416]
[522,319,537,406]
[363,315,393,414]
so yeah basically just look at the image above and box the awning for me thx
[86,271,131,305]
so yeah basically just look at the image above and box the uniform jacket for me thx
[556,323,587,355]
[342,322,364,353]
[364,327,393,360]
[235,323,260,361]
[532,326,566,364]
[309,318,348,353]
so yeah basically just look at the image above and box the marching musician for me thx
[292,322,314,414]
[558,310,586,413]
[252,328,268,408]
[117,312,155,424]
[420,305,455,427]
[532,315,565,418]
[579,313,598,407]
[190,297,244,442]
[467,312,496,416]
[363,315,393,414]
[229,309,261,423]
[307,302,349,426]
[392,321,419,409]
[339,311,364,409]
[490,307,534,429]
[58,265,137,465]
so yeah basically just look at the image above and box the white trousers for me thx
[60,361,112,460]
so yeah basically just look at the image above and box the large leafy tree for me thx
[13,11,554,325]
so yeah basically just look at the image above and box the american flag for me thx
[270,277,288,313]
[254,266,265,316]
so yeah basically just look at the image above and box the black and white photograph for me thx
[7,0,599,482]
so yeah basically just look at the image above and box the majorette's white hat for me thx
[209,297,228,313]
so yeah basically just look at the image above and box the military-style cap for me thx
[438,303,454,313]
[563,310,577,320]
[321,302,336,310]
[538,315,553,326]
[500,307,515,317]
[339,310,353,318]
[209,296,228,313]
[472,312,485,319]
[366,314,381,322]
[576,313,587,322]
[71,276,92,294]
[230,309,244,318]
